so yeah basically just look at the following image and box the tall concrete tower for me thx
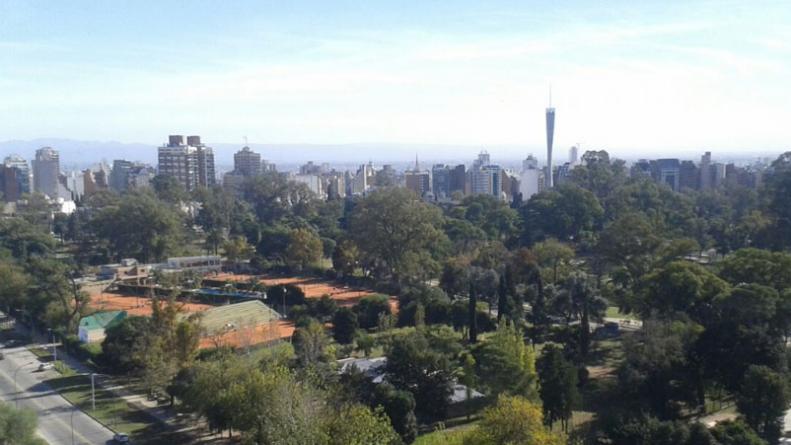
[545,90,556,188]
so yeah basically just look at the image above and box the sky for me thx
[1,0,790,158]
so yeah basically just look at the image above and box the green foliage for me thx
[354,294,392,330]
[293,319,332,367]
[619,319,703,419]
[0,261,30,312]
[385,331,454,421]
[324,405,400,445]
[472,321,538,400]
[461,395,564,445]
[711,420,767,445]
[639,260,730,320]
[521,183,603,244]
[718,248,791,291]
[332,307,358,344]
[537,344,579,432]
[92,191,186,262]
[286,228,324,271]
[736,365,789,444]
[0,402,47,445]
[350,188,448,284]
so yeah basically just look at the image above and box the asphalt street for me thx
[0,344,115,445]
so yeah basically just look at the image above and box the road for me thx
[0,344,114,445]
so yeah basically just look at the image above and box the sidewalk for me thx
[26,324,197,434]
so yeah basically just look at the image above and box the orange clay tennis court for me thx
[212,273,397,309]
[198,320,295,349]
[89,293,213,317]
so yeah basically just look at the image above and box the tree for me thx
[0,261,30,313]
[537,345,579,432]
[718,248,791,291]
[765,151,791,248]
[285,228,323,271]
[378,389,419,444]
[354,294,392,330]
[26,258,90,332]
[385,332,454,421]
[711,420,767,445]
[355,331,375,357]
[736,365,789,444]
[349,188,448,283]
[100,316,151,373]
[151,174,187,203]
[92,192,185,263]
[472,321,538,399]
[618,319,701,419]
[639,260,730,321]
[532,238,575,285]
[0,403,47,445]
[462,395,564,445]
[468,281,478,343]
[521,183,603,244]
[332,307,358,344]
[325,405,400,445]
[293,319,331,367]
[332,240,360,278]
[222,236,254,272]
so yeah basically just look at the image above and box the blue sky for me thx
[1,0,790,156]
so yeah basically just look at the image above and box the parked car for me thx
[37,363,54,371]
[113,433,130,443]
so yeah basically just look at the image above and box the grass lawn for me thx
[605,306,640,320]
[46,375,177,445]
[28,346,54,360]
[415,421,477,445]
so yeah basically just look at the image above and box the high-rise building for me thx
[679,161,699,190]
[405,155,430,197]
[569,145,579,166]
[405,171,430,196]
[712,163,727,188]
[519,155,541,201]
[546,104,556,189]
[700,151,712,189]
[32,147,61,198]
[234,146,262,177]
[1,155,30,202]
[110,160,152,192]
[431,164,451,199]
[653,159,681,191]
[157,135,216,192]
[449,164,466,196]
[110,160,135,192]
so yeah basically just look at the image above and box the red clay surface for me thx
[198,319,295,349]
[89,293,213,317]
[211,273,398,311]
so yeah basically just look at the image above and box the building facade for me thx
[157,135,216,192]
[32,147,60,198]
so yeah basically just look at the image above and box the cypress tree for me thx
[469,281,478,343]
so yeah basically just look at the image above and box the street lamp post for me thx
[70,407,76,445]
[91,373,96,411]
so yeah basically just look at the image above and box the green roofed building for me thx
[78,311,127,343]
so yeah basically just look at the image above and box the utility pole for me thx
[91,373,96,411]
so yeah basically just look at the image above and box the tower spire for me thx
[415,153,420,171]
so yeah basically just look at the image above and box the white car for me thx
[37,363,54,371]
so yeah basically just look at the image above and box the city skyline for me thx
[2,1,790,154]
